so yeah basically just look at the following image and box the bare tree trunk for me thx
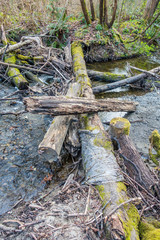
[144,0,160,21]
[99,0,104,25]
[89,0,96,21]
[103,0,108,24]
[107,0,118,28]
[80,0,91,24]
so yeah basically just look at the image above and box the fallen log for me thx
[25,71,46,85]
[5,54,29,89]
[24,96,137,115]
[38,82,82,163]
[87,69,127,82]
[93,66,160,94]
[110,117,160,199]
[72,41,140,239]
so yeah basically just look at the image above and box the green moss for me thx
[5,54,16,64]
[149,130,160,166]
[17,54,31,60]
[81,115,99,131]
[139,221,160,240]
[94,135,112,150]
[117,182,127,193]
[110,117,131,136]
[96,185,110,205]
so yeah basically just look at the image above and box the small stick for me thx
[129,64,160,79]
[0,110,27,116]
[0,61,54,75]
[85,186,91,215]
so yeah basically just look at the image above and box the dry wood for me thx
[110,118,160,199]
[24,96,137,115]
[0,61,53,75]
[129,65,160,79]
[0,39,33,56]
[93,66,160,94]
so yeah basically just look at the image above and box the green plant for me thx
[95,24,103,31]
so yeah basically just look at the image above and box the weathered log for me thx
[25,71,46,85]
[38,82,82,163]
[24,96,137,115]
[0,39,33,56]
[87,69,127,82]
[110,117,160,199]
[5,54,29,89]
[72,41,140,240]
[93,66,160,94]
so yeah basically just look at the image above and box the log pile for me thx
[0,26,160,239]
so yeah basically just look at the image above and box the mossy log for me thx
[139,218,160,240]
[110,117,160,199]
[72,41,140,240]
[87,69,127,82]
[25,71,46,85]
[149,129,160,166]
[24,96,137,115]
[93,66,160,94]
[5,54,29,89]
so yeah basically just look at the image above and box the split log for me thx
[93,66,160,94]
[87,69,127,82]
[5,54,29,89]
[38,82,82,163]
[110,117,160,199]
[24,96,137,115]
[72,41,140,240]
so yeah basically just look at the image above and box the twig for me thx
[49,62,69,82]
[129,64,160,79]
[85,186,91,215]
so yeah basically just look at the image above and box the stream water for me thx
[0,51,160,215]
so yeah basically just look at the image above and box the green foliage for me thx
[125,41,155,56]
[95,24,103,31]
[123,28,130,34]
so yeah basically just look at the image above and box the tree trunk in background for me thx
[144,0,160,21]
[89,0,95,21]
[80,0,91,24]
[106,0,118,28]
[103,0,108,24]
[99,0,104,25]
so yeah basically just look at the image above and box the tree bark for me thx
[110,118,160,199]
[144,0,160,21]
[89,0,96,21]
[93,66,160,94]
[99,0,104,25]
[87,69,127,82]
[106,0,118,28]
[80,0,91,24]
[71,41,140,240]
[24,96,137,115]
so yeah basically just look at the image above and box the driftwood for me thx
[87,69,127,82]
[110,117,160,199]
[71,41,140,240]
[24,96,137,115]
[0,39,33,56]
[93,66,160,94]
[38,82,82,163]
